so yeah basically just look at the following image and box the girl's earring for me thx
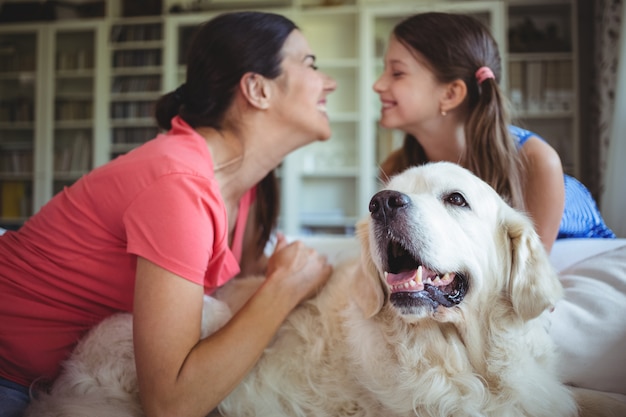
[441,110,447,116]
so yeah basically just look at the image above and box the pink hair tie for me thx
[475,66,495,84]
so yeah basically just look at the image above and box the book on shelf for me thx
[111,75,161,93]
[1,181,26,218]
[56,100,93,121]
[110,23,163,44]
[113,50,162,68]
[113,127,158,145]
[0,98,35,122]
[0,149,33,174]
[110,101,155,119]
[525,61,543,112]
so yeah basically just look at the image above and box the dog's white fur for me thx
[24,162,626,417]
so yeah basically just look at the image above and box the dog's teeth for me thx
[409,279,417,287]
[415,265,423,284]
[433,276,441,284]
[403,282,410,289]
[384,271,389,279]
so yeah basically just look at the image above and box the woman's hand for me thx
[266,233,333,301]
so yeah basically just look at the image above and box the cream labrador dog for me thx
[24,162,623,417]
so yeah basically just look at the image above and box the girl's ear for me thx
[440,79,467,114]
[240,72,271,110]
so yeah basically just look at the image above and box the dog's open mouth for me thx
[384,240,468,310]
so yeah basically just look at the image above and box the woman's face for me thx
[272,30,337,142]
[373,35,446,132]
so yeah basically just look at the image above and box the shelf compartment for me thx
[508,57,574,113]
[298,176,358,235]
[508,2,572,53]
[53,131,92,177]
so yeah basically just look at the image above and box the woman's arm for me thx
[520,136,565,253]
[133,238,332,417]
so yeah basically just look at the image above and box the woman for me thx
[374,12,614,253]
[0,11,335,417]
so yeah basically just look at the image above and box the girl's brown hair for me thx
[383,12,525,210]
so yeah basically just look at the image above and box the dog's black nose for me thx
[369,190,411,222]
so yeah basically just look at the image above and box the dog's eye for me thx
[445,192,469,208]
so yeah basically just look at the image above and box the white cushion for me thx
[548,241,626,396]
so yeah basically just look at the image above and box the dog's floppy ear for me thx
[353,217,386,318]
[505,208,563,321]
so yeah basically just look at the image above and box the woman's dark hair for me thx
[385,12,525,210]
[155,11,297,256]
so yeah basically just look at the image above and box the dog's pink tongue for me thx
[386,270,416,286]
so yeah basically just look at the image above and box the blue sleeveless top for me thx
[509,126,615,239]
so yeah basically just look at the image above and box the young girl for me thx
[374,12,614,253]
[0,11,336,417]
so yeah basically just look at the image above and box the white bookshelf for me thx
[0,0,581,234]
[0,25,42,225]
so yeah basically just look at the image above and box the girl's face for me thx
[373,35,446,133]
[273,30,337,143]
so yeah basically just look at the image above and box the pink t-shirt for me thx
[0,116,254,387]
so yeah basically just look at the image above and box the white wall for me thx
[601,3,626,238]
